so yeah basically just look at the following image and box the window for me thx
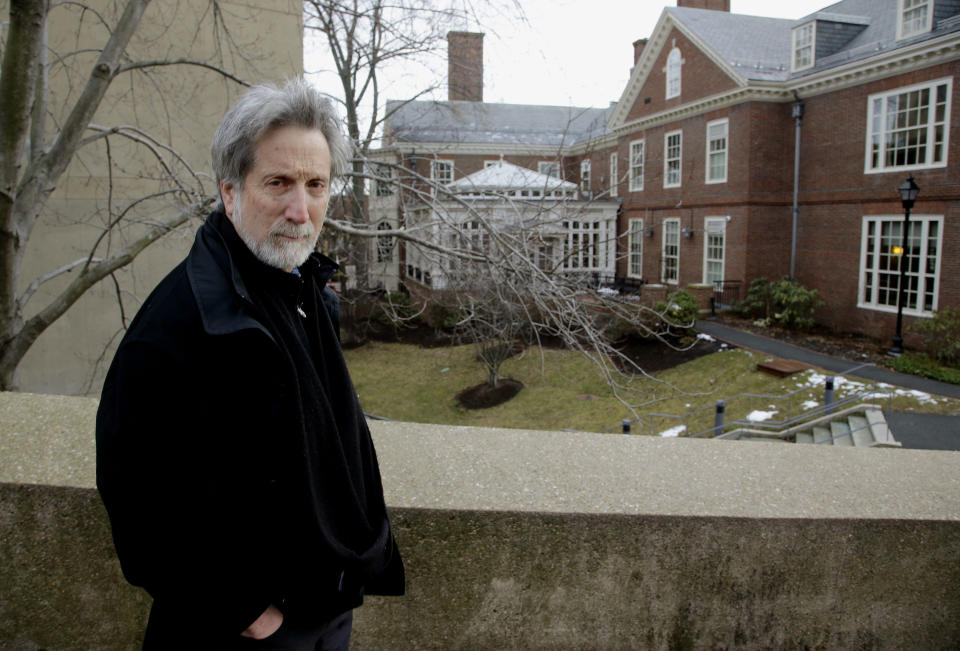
[627,219,644,278]
[629,140,644,192]
[376,221,393,262]
[664,130,682,188]
[431,159,453,184]
[539,161,559,178]
[859,215,941,315]
[562,220,604,271]
[866,78,951,173]
[580,160,591,194]
[706,119,728,184]
[665,45,683,99]
[703,218,725,285]
[609,153,618,198]
[898,0,932,39]
[792,22,815,72]
[374,164,393,196]
[662,218,680,284]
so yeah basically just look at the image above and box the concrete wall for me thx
[2,393,959,649]
[3,0,303,395]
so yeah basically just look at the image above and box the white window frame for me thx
[580,159,591,194]
[664,130,682,189]
[858,214,942,316]
[629,139,644,192]
[539,161,560,178]
[431,159,454,184]
[864,77,952,174]
[706,119,728,184]
[662,218,680,284]
[665,46,683,99]
[376,221,393,263]
[897,0,933,40]
[702,217,726,285]
[792,22,815,72]
[609,152,618,198]
[627,218,644,279]
[562,219,607,272]
[374,163,393,197]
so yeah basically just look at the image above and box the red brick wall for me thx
[626,27,738,124]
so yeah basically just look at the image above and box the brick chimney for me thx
[676,0,730,10]
[447,32,484,102]
[632,38,648,64]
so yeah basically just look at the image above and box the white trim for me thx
[702,217,726,285]
[430,158,454,184]
[629,139,645,192]
[705,118,728,184]
[857,214,942,316]
[897,0,933,41]
[609,152,618,198]
[539,161,560,178]
[863,76,951,174]
[662,218,680,284]
[792,21,816,72]
[663,130,682,189]
[627,218,644,279]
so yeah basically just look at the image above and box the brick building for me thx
[374,0,960,342]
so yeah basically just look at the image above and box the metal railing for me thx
[711,279,742,315]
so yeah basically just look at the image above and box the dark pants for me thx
[235,610,353,651]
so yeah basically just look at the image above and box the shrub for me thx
[655,290,700,330]
[886,352,960,385]
[734,277,822,330]
[910,307,960,367]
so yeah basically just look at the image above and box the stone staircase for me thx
[720,405,901,448]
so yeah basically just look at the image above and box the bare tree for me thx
[0,0,258,389]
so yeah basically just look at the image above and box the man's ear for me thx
[220,180,237,217]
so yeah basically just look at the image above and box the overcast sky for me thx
[306,0,833,112]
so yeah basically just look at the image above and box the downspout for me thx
[790,98,805,279]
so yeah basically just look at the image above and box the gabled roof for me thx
[385,100,612,148]
[666,7,794,82]
[446,160,576,192]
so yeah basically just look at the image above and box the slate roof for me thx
[385,100,612,147]
[446,160,576,192]
[668,0,960,83]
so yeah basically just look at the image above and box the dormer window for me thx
[898,0,932,39]
[792,22,815,72]
[665,45,683,99]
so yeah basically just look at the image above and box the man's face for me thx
[220,126,332,271]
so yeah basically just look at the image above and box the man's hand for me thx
[241,604,284,639]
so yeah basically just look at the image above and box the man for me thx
[96,79,404,649]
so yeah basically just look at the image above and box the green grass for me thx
[885,352,960,385]
[344,342,960,435]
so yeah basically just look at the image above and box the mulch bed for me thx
[456,378,524,409]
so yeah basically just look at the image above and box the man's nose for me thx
[285,186,310,224]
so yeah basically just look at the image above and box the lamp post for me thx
[890,175,920,356]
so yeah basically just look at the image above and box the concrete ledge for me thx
[2,393,960,649]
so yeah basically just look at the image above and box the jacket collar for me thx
[186,210,338,337]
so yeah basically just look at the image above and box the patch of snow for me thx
[801,400,819,410]
[659,425,686,438]
[746,410,778,422]
[696,333,715,342]
[597,287,618,295]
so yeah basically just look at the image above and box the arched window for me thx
[376,221,393,262]
[665,45,683,99]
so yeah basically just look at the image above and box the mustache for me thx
[270,223,314,239]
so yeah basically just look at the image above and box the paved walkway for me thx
[696,319,960,451]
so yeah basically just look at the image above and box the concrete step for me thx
[866,408,894,445]
[848,415,874,447]
[812,425,832,444]
[796,431,814,444]
[830,420,853,446]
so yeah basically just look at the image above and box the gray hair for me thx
[211,78,348,196]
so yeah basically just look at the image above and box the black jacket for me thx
[96,211,403,646]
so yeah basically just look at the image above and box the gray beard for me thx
[231,199,319,271]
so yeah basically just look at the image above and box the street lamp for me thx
[890,175,920,356]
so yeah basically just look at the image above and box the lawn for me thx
[344,341,960,435]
